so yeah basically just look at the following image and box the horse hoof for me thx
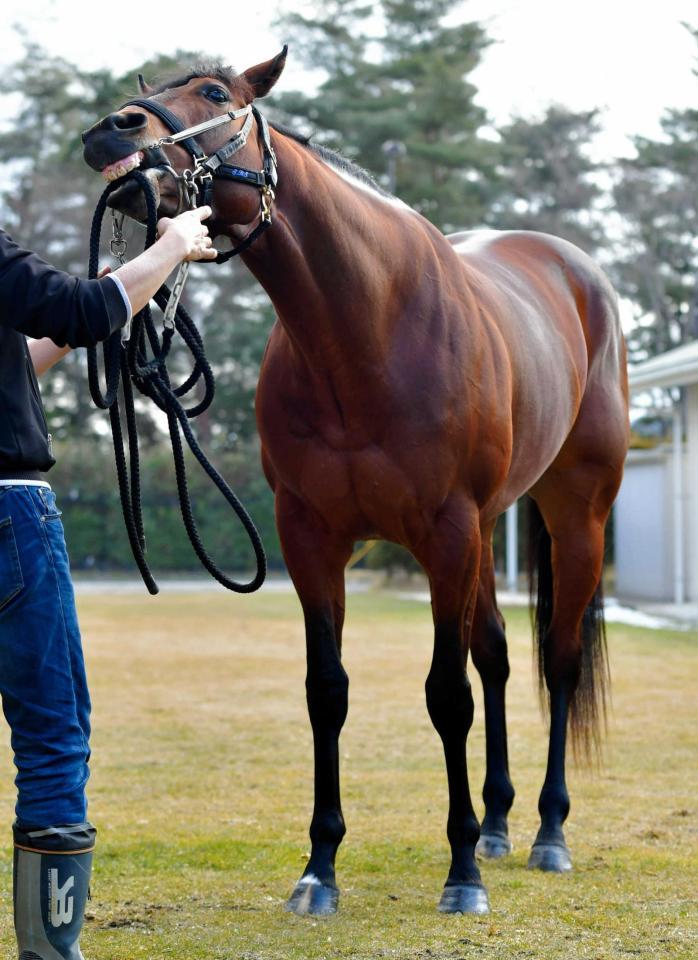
[527,843,572,873]
[438,883,490,915]
[285,875,339,916]
[476,832,512,859]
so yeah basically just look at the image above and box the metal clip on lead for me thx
[109,212,132,344]
[163,261,191,330]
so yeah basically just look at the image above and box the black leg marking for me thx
[528,687,572,872]
[426,621,489,914]
[477,682,515,858]
[472,610,515,860]
[286,610,348,915]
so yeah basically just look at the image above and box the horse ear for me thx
[241,45,288,100]
[138,73,153,95]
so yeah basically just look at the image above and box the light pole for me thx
[382,140,406,195]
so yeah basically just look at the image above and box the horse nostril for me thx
[102,111,148,133]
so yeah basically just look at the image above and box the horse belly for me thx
[489,319,586,513]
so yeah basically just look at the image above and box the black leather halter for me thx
[121,97,278,262]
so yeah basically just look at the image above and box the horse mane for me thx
[150,63,240,95]
[148,64,392,199]
[269,122,393,199]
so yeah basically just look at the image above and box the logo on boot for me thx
[48,868,75,927]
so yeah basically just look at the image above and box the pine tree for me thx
[612,108,698,359]
[611,25,698,360]
[273,0,498,231]
[487,106,604,254]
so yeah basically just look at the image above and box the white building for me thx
[615,341,698,603]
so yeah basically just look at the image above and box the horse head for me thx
[81,49,287,230]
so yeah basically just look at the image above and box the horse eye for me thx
[205,87,228,103]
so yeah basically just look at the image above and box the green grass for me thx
[0,590,696,958]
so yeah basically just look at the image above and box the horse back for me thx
[449,229,623,377]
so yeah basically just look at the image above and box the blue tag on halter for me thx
[228,168,257,181]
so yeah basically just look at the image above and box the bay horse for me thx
[82,49,629,916]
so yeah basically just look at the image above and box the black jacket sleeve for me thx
[0,227,127,347]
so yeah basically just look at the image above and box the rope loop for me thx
[86,172,267,595]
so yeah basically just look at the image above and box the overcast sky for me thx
[2,0,697,158]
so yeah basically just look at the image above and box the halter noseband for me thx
[121,96,278,263]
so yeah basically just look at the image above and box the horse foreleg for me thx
[470,544,515,859]
[276,488,353,916]
[418,500,489,914]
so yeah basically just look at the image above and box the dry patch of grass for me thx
[0,589,696,958]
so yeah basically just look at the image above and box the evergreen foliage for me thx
[613,106,698,359]
[0,11,695,574]
[487,106,604,254]
[274,0,498,230]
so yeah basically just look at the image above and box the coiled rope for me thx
[86,171,266,595]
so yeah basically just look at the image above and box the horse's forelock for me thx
[149,63,242,96]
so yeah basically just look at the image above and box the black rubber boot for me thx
[13,822,96,960]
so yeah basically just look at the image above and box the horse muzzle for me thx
[82,114,183,219]
[82,111,149,170]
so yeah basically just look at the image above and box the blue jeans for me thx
[0,485,90,827]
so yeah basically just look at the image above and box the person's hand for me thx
[157,207,218,262]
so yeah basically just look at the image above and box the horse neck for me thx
[239,135,420,366]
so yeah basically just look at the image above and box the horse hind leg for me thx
[470,540,515,859]
[526,473,616,873]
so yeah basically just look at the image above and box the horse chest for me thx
[261,393,457,539]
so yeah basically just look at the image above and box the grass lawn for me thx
[0,588,695,958]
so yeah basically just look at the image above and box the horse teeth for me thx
[102,151,144,182]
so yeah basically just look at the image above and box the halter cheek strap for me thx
[120,97,278,261]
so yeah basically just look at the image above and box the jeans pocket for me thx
[38,487,63,520]
[0,517,24,611]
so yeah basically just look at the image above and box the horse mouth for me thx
[106,171,160,213]
[100,146,179,219]
[102,150,144,182]
[99,143,166,185]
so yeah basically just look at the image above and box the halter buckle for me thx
[180,160,214,207]
[261,185,275,224]
[181,168,200,207]
[193,156,213,178]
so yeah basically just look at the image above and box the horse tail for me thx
[527,497,554,707]
[527,497,609,763]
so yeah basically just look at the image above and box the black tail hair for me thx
[528,497,609,763]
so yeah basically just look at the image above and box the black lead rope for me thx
[86,171,266,595]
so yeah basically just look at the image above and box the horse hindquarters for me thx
[520,253,628,871]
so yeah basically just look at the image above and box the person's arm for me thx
[28,266,115,376]
[112,210,216,315]
[28,339,72,377]
[0,207,216,349]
